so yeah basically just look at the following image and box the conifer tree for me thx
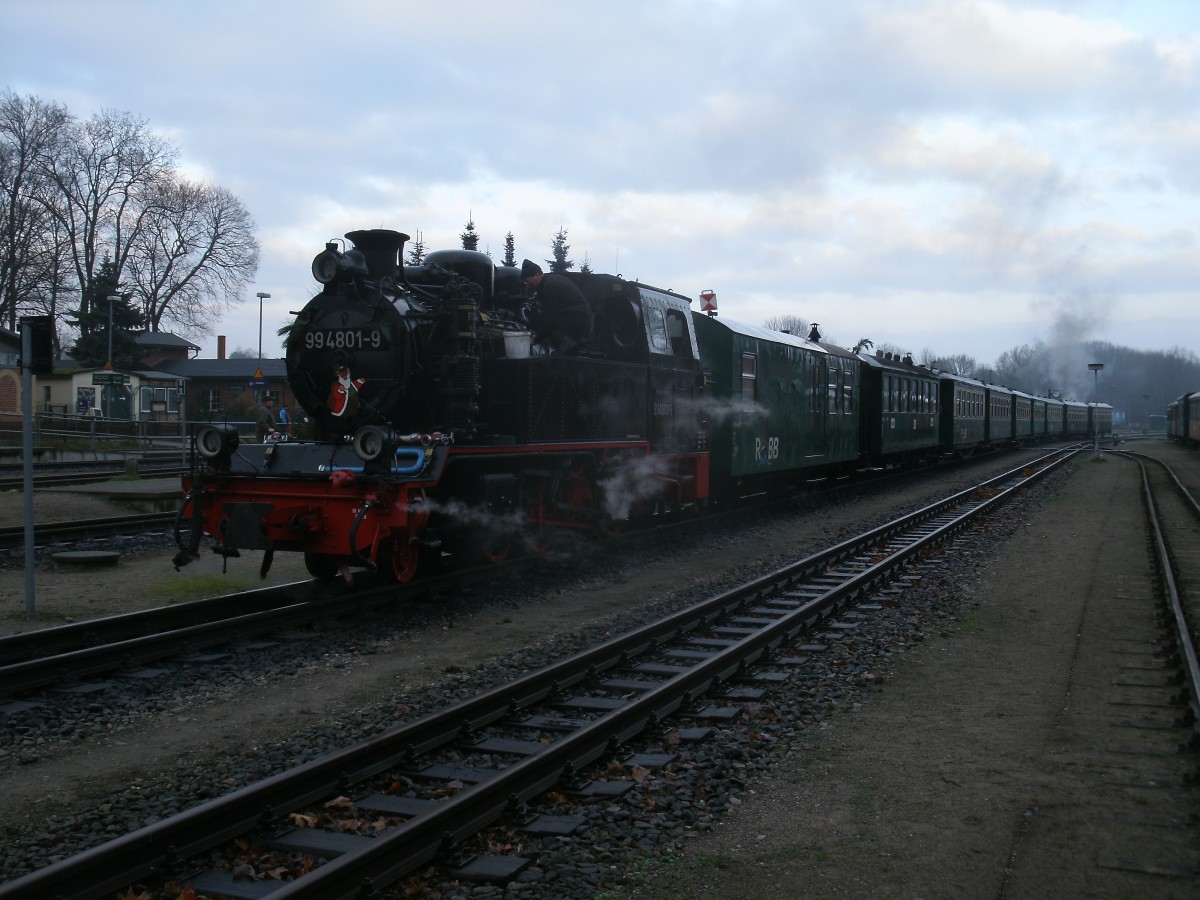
[547,227,573,274]
[67,257,144,368]
[503,232,516,267]
[460,214,480,251]
[406,231,426,265]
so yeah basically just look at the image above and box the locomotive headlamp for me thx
[352,425,390,462]
[194,425,240,462]
[311,243,342,284]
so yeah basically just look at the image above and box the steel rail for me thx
[0,510,178,548]
[0,465,188,492]
[0,448,1075,900]
[1118,452,1200,733]
[0,583,308,666]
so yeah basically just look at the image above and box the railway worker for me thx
[521,259,592,353]
[255,395,276,443]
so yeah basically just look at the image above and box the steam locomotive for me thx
[175,228,1111,583]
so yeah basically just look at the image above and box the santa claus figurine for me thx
[327,365,366,417]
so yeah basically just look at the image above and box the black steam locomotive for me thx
[178,229,710,582]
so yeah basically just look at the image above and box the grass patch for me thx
[142,573,262,599]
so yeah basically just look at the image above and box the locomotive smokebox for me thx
[345,229,408,281]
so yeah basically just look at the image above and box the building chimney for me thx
[217,335,226,360]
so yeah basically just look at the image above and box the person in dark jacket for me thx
[521,259,592,353]
[255,396,275,443]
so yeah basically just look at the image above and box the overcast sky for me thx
[4,0,1198,371]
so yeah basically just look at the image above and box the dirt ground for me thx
[621,443,1200,899]
[2,443,1196,899]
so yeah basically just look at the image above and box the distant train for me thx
[1168,391,1200,444]
[174,229,1113,583]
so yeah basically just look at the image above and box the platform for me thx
[45,477,183,513]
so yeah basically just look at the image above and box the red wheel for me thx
[380,539,420,583]
[483,542,511,564]
[564,477,594,516]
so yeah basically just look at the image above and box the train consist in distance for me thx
[175,229,1114,583]
[1168,391,1200,445]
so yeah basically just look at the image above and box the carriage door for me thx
[808,354,826,459]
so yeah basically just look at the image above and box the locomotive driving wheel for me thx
[380,538,420,583]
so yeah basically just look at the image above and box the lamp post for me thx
[105,295,120,370]
[256,292,271,361]
[1088,362,1104,457]
[104,294,120,416]
[256,291,271,402]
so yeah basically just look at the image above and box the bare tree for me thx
[763,314,809,336]
[930,353,979,376]
[125,178,259,335]
[0,91,71,330]
[992,341,1052,393]
[38,107,176,330]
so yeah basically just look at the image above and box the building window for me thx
[204,389,221,413]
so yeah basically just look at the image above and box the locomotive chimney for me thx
[345,229,409,281]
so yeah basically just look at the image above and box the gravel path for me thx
[621,440,1200,899]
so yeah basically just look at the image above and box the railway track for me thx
[1038,449,1199,884]
[0,448,1078,899]
[0,510,178,549]
[0,464,187,493]
[1121,449,1200,715]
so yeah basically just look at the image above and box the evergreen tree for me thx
[460,214,480,251]
[547,227,573,274]
[503,232,516,267]
[67,258,144,367]
[406,231,426,265]
[579,253,593,275]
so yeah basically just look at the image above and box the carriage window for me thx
[741,353,756,401]
[843,367,854,415]
[828,367,840,415]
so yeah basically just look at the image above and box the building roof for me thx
[134,331,201,351]
[151,358,288,379]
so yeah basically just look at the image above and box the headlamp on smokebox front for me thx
[194,425,239,466]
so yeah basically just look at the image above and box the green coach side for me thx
[858,350,940,464]
[693,314,858,497]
